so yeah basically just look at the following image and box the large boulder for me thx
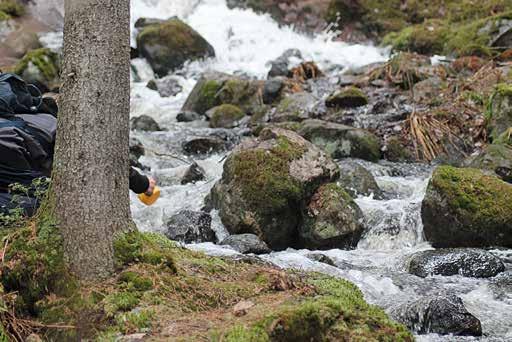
[300,183,364,249]
[164,210,215,243]
[391,295,482,336]
[181,72,264,115]
[298,119,381,162]
[14,48,60,92]
[209,127,339,250]
[407,249,505,278]
[422,166,512,248]
[136,18,215,77]
[487,84,512,141]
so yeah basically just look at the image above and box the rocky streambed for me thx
[5,0,512,340]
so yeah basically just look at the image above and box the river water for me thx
[43,0,512,340]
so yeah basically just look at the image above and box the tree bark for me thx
[52,0,132,280]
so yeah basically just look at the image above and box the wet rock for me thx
[181,162,206,185]
[391,295,482,336]
[182,136,227,155]
[489,271,512,300]
[147,76,183,97]
[267,49,302,78]
[298,119,381,162]
[129,137,145,161]
[131,115,161,132]
[181,71,264,115]
[176,111,203,122]
[325,86,368,108]
[407,249,505,278]
[300,183,364,250]
[338,159,383,198]
[466,144,512,183]
[14,48,60,92]
[164,210,215,243]
[306,253,336,266]
[487,84,512,141]
[262,78,285,104]
[220,234,271,254]
[206,104,246,128]
[136,17,215,77]
[209,127,339,250]
[271,92,317,122]
[422,166,512,248]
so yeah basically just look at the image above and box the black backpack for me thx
[0,73,43,116]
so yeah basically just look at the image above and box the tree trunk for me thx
[52,0,131,280]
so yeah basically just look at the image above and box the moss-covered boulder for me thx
[422,166,512,248]
[300,183,364,249]
[181,72,264,116]
[14,48,60,92]
[207,104,245,128]
[271,92,317,123]
[209,127,339,250]
[487,84,512,141]
[298,119,381,162]
[325,86,368,108]
[136,17,215,77]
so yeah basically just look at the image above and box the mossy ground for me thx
[0,220,412,341]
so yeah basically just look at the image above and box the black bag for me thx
[0,73,42,115]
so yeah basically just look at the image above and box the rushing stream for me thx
[42,0,512,340]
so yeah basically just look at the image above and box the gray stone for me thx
[177,111,203,122]
[338,159,383,198]
[182,137,227,155]
[131,115,161,131]
[407,249,505,278]
[220,234,271,254]
[391,295,482,336]
[267,49,302,78]
[181,162,206,185]
[165,210,215,243]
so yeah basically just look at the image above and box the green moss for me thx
[0,0,24,17]
[104,292,140,315]
[0,10,10,21]
[228,136,306,212]
[114,231,177,272]
[221,275,413,341]
[119,271,153,291]
[209,104,245,128]
[383,20,449,55]
[196,80,223,113]
[14,48,60,81]
[430,166,512,226]
[115,309,155,334]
